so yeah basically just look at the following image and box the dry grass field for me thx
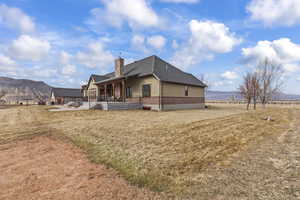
[0,104,299,199]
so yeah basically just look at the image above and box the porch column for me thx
[112,83,115,101]
[122,79,125,102]
[104,84,107,101]
[97,86,100,101]
[99,85,102,101]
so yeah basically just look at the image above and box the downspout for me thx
[160,81,163,111]
[153,73,162,111]
[159,80,161,111]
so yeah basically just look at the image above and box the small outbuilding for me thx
[50,87,82,105]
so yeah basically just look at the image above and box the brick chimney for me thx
[115,57,124,77]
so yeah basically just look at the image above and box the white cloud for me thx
[60,51,72,65]
[221,71,238,80]
[247,0,300,26]
[0,4,35,33]
[9,35,51,62]
[283,63,300,73]
[297,77,300,81]
[242,38,300,73]
[76,42,114,71]
[0,54,18,75]
[160,0,199,3]
[132,34,145,47]
[172,40,179,49]
[30,66,57,78]
[189,20,241,53]
[131,34,166,52]
[0,54,16,68]
[131,34,148,52]
[62,64,76,76]
[147,35,166,50]
[172,20,241,69]
[212,80,234,87]
[88,0,160,29]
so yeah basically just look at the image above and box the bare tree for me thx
[198,74,210,89]
[31,89,47,105]
[256,59,284,108]
[251,72,260,110]
[239,72,253,110]
[0,90,7,100]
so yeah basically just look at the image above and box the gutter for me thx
[153,72,162,111]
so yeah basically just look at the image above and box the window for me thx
[142,84,151,97]
[88,88,97,101]
[126,87,132,98]
[185,86,189,96]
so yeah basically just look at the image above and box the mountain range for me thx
[0,77,52,103]
[206,90,300,101]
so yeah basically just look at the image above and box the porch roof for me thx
[94,76,125,85]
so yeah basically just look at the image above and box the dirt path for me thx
[0,137,160,200]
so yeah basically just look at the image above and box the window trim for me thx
[142,84,151,97]
[185,86,189,97]
[126,87,132,98]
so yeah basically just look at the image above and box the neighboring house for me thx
[83,55,207,110]
[4,96,37,105]
[81,84,88,101]
[50,88,82,105]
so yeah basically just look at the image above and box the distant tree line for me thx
[239,58,284,110]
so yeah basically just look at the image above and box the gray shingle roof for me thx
[51,88,82,98]
[153,56,206,87]
[91,74,109,82]
[94,55,206,87]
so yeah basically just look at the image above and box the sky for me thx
[1,0,300,94]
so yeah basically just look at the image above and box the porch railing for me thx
[97,96,125,102]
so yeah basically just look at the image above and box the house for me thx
[4,96,37,105]
[82,55,206,110]
[50,87,82,105]
[81,84,88,101]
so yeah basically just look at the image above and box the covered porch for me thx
[93,77,126,102]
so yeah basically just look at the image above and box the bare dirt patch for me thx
[0,136,160,200]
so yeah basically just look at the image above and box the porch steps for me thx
[80,102,102,109]
[104,102,141,110]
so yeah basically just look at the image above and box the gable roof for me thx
[93,55,206,87]
[86,74,110,88]
[51,88,82,98]
[152,56,206,87]
[91,74,109,82]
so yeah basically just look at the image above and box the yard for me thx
[0,104,299,199]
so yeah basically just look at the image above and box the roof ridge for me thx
[124,55,156,67]
[151,55,156,74]
[154,55,187,73]
[104,55,157,77]
[52,87,81,90]
[92,74,108,77]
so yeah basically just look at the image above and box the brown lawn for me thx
[0,104,299,199]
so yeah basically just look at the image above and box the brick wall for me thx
[162,97,205,104]
[126,96,205,105]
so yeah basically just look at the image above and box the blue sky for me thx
[1,0,300,94]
